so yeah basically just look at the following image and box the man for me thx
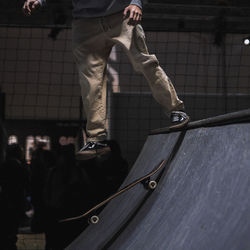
[23,0,189,160]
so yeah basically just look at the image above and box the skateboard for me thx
[59,159,167,224]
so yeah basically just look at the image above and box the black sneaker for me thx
[169,111,190,129]
[75,141,111,160]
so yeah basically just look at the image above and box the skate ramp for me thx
[67,109,250,250]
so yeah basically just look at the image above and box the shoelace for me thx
[171,112,185,123]
[172,114,180,122]
[79,141,108,152]
[79,142,96,152]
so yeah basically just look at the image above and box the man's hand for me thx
[123,5,142,25]
[23,0,41,16]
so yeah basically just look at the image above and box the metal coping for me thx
[150,109,250,135]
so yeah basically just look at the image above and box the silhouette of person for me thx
[0,144,28,250]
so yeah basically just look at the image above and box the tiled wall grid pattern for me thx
[1,27,250,164]
[1,27,250,119]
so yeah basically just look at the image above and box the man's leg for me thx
[75,51,109,142]
[109,18,189,128]
[72,19,113,159]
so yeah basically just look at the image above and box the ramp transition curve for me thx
[67,109,250,250]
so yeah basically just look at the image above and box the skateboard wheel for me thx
[148,180,157,190]
[89,215,99,224]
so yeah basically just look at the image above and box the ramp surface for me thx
[67,110,250,250]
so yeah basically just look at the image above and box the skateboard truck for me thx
[148,180,157,190]
[88,215,100,225]
[141,178,158,190]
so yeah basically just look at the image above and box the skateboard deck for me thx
[59,159,167,224]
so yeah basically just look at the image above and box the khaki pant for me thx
[72,11,184,142]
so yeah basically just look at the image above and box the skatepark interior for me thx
[1,1,250,249]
